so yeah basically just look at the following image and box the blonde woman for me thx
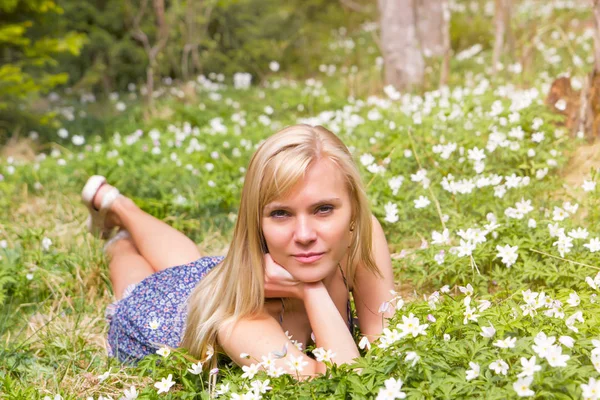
[84,124,395,376]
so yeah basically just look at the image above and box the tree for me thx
[378,0,451,91]
[0,0,86,139]
[129,0,170,110]
[378,0,424,91]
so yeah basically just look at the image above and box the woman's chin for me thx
[289,265,336,283]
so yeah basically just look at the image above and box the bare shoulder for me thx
[217,309,317,375]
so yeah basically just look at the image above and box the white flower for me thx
[57,128,69,138]
[563,201,579,214]
[558,335,575,348]
[532,332,556,359]
[477,299,491,312]
[250,379,272,394]
[154,374,176,394]
[388,176,404,195]
[465,362,480,381]
[480,323,496,338]
[581,377,600,400]
[216,383,230,396]
[517,356,541,377]
[431,229,450,245]
[396,313,429,337]
[148,319,160,330]
[528,218,537,228]
[513,376,535,397]
[360,153,375,167]
[414,195,431,209]
[156,346,171,357]
[241,363,261,379]
[555,99,567,111]
[496,244,519,268]
[405,351,420,366]
[567,292,580,307]
[286,354,308,373]
[122,386,138,399]
[266,366,286,378]
[552,207,568,221]
[359,336,371,350]
[463,305,480,324]
[72,135,85,146]
[467,147,486,162]
[376,377,406,400]
[269,61,280,72]
[582,180,597,192]
[568,227,589,239]
[312,347,336,363]
[97,369,111,382]
[493,336,517,349]
[459,283,474,296]
[384,202,399,224]
[515,198,534,214]
[187,362,203,375]
[489,359,509,375]
[553,234,573,257]
[586,273,600,290]
[566,311,584,333]
[41,237,52,251]
[545,345,570,367]
[531,132,544,142]
[548,223,564,238]
[584,238,600,253]
[443,333,451,341]
[455,240,476,258]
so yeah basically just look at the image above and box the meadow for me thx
[2,1,600,399]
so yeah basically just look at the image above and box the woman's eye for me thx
[270,210,288,218]
[317,205,334,214]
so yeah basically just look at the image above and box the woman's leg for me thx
[94,184,202,272]
[107,237,154,299]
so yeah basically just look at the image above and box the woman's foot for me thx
[82,176,124,238]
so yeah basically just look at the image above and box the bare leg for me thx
[94,184,202,272]
[107,237,154,299]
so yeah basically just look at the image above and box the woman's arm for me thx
[352,215,396,342]
[218,255,361,377]
[302,281,360,369]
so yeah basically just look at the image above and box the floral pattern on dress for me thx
[106,256,224,363]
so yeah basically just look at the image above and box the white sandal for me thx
[81,175,122,238]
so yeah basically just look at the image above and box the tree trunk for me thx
[593,0,600,74]
[439,0,451,86]
[492,0,508,75]
[379,0,424,91]
[415,0,445,58]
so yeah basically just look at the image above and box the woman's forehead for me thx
[268,159,349,205]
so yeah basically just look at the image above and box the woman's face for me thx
[261,158,353,283]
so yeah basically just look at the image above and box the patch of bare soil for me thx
[563,141,600,188]
[0,137,38,162]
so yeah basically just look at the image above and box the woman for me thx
[83,124,395,377]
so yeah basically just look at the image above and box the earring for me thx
[349,221,355,232]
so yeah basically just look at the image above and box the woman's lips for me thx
[293,253,325,264]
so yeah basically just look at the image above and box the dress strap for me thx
[338,263,353,333]
[279,298,285,325]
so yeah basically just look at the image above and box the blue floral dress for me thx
[105,256,224,363]
[105,255,355,363]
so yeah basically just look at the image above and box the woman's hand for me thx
[263,253,304,299]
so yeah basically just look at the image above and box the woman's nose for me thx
[293,216,317,243]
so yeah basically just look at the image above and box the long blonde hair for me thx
[181,124,379,362]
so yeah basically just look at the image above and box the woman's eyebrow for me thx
[264,197,342,211]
